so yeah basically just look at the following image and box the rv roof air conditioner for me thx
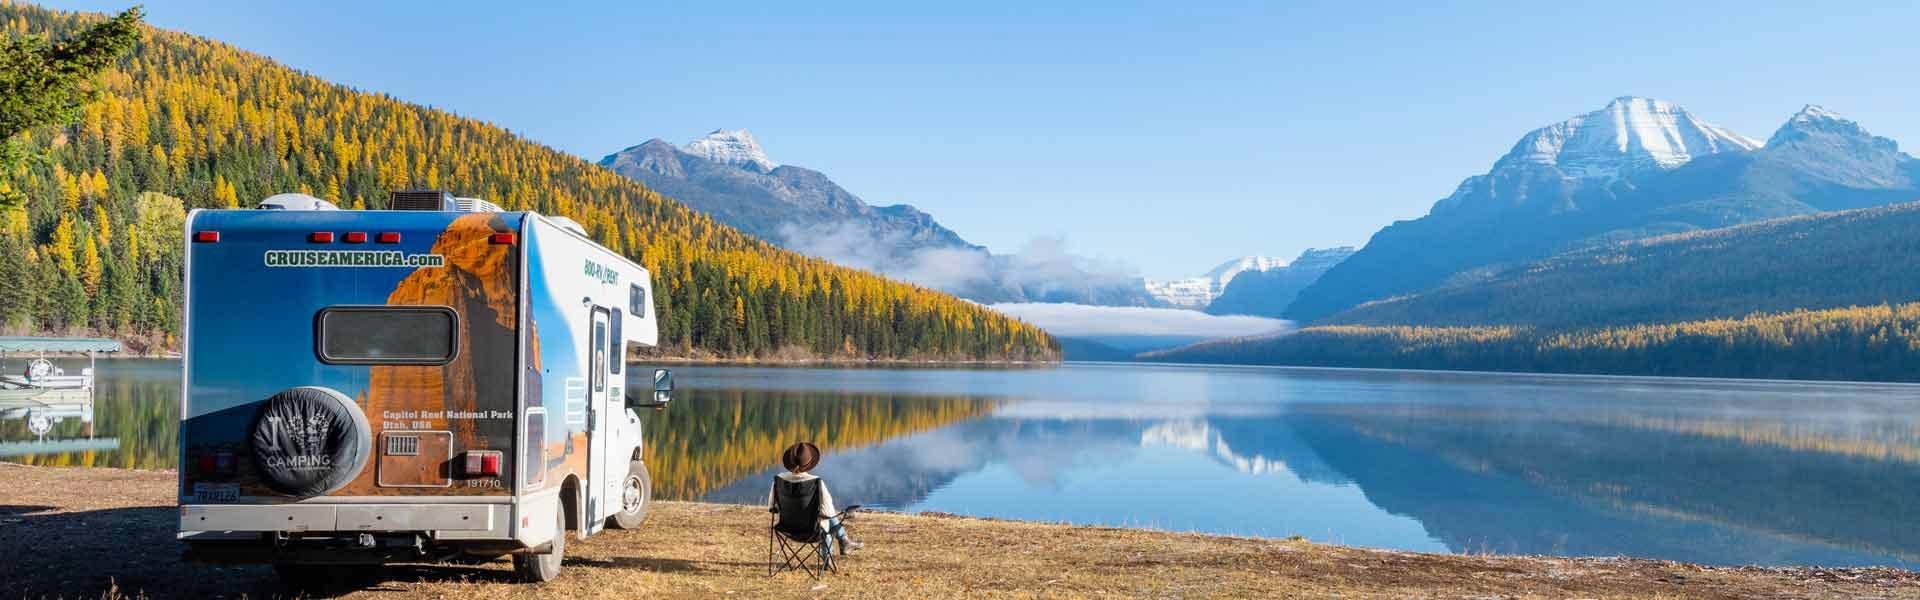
[256,193,339,211]
[389,189,501,213]
[389,189,456,211]
[455,197,503,213]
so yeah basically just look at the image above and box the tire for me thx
[513,507,565,583]
[249,386,371,498]
[607,460,651,529]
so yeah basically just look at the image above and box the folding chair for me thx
[767,477,859,579]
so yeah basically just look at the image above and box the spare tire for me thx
[248,386,371,497]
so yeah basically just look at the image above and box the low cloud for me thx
[988,302,1292,338]
[776,220,1142,303]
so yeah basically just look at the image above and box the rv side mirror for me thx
[629,369,673,409]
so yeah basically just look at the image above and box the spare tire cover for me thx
[248,386,371,497]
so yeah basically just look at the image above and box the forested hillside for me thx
[0,3,1055,361]
[1149,302,1920,382]
[1154,203,1920,381]
[1326,202,1920,329]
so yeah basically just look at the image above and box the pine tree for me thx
[0,7,141,208]
[0,4,1058,362]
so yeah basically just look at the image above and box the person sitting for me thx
[768,442,863,555]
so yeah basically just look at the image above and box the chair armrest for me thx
[831,504,863,519]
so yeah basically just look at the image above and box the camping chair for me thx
[768,478,860,579]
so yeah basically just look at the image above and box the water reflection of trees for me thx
[1,361,179,469]
[639,387,994,499]
[1289,405,1920,567]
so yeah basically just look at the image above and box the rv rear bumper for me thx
[182,533,532,565]
[178,502,512,539]
[179,502,524,564]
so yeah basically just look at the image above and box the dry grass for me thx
[2,464,1916,599]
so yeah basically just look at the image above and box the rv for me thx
[177,190,674,583]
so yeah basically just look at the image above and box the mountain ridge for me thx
[601,130,1162,307]
[1204,247,1355,318]
[1145,256,1289,308]
[598,134,979,256]
[1285,98,1920,322]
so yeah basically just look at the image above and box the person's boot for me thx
[838,535,864,555]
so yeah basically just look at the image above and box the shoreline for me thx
[3,465,1915,599]
[5,345,1058,367]
[640,355,1059,368]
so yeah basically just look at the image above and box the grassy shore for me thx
[3,466,1915,599]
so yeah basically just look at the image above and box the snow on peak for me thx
[683,129,777,172]
[1147,256,1287,308]
[1767,104,1873,146]
[1496,96,1760,179]
[1792,104,1841,122]
[1763,103,1908,169]
[1203,256,1289,281]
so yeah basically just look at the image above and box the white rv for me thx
[177,190,674,583]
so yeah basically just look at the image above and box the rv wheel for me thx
[608,460,651,529]
[513,508,565,583]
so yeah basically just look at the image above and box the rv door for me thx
[586,307,611,533]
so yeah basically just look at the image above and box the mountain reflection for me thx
[1286,404,1920,567]
[10,361,1920,568]
[693,381,1920,567]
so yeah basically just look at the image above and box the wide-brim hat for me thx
[782,442,821,473]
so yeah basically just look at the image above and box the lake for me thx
[6,359,1919,568]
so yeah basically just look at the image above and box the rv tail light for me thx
[489,232,517,245]
[463,450,503,477]
[195,450,236,478]
[193,231,219,243]
[377,232,402,244]
[309,231,335,243]
[343,232,368,244]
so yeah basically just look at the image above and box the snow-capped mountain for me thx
[1759,105,1915,193]
[681,129,778,172]
[1204,247,1356,317]
[600,130,1161,307]
[1287,99,1920,322]
[1502,96,1758,177]
[1145,256,1289,308]
[600,131,973,254]
[1434,96,1760,215]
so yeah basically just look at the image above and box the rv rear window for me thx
[316,306,458,364]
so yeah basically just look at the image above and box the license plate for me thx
[192,483,239,503]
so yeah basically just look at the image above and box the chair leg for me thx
[770,534,824,580]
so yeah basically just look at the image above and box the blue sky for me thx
[47,1,1920,279]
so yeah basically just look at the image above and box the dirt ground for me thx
[2,465,1916,599]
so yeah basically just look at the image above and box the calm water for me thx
[7,359,1920,568]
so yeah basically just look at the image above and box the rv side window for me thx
[629,284,646,317]
[609,308,623,375]
[591,320,607,393]
[316,306,458,364]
